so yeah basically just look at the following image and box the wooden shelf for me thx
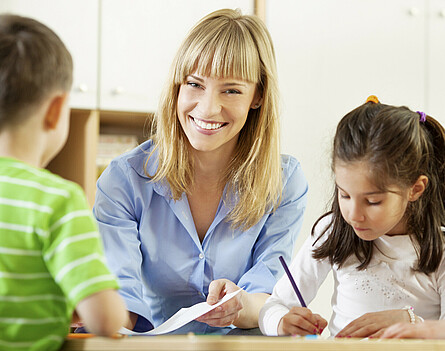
[47,109,99,207]
[46,109,155,207]
[100,110,153,143]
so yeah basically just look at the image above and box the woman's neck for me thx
[191,148,234,186]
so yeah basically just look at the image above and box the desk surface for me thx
[61,334,445,351]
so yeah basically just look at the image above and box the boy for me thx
[0,14,127,350]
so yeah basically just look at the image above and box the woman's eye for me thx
[224,89,241,94]
[187,82,201,88]
[339,193,349,199]
[367,200,382,206]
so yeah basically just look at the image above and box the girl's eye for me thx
[339,193,350,199]
[367,200,382,206]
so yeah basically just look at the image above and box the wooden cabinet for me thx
[1,0,254,112]
[99,0,254,112]
[0,0,99,110]
[47,110,99,206]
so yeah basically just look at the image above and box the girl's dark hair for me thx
[312,100,445,274]
[0,14,73,128]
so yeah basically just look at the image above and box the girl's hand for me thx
[278,306,327,336]
[195,279,243,327]
[381,320,445,339]
[336,309,410,338]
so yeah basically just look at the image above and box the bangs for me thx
[174,19,261,84]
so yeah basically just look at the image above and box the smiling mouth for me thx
[191,116,227,130]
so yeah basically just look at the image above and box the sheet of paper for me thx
[118,288,243,336]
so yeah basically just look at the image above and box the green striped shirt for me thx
[0,158,119,351]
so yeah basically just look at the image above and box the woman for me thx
[94,8,308,334]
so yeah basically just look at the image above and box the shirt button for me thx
[199,253,204,260]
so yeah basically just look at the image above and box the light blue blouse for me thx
[94,140,308,334]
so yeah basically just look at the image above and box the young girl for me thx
[93,8,308,334]
[259,96,445,338]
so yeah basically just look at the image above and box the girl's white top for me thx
[259,216,445,336]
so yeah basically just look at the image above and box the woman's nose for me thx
[197,89,221,118]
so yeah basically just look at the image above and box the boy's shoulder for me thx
[0,157,83,198]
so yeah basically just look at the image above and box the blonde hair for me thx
[147,8,282,230]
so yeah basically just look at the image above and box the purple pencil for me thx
[279,255,307,308]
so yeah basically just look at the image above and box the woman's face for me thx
[177,73,259,156]
[335,161,411,241]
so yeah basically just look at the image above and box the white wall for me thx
[266,0,445,331]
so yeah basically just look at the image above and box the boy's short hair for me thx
[0,14,73,128]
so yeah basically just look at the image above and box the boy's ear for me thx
[44,93,68,130]
[409,175,428,202]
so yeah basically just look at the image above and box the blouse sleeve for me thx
[237,156,308,293]
[436,244,445,320]
[93,157,153,324]
[259,223,332,336]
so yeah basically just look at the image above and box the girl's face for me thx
[177,73,259,156]
[334,161,411,241]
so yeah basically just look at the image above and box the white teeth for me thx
[193,118,224,130]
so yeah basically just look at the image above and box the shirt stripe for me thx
[0,221,34,233]
[0,271,51,279]
[44,231,99,261]
[55,253,104,283]
[50,210,92,232]
[0,317,65,324]
[0,335,63,348]
[7,162,65,183]
[0,197,53,213]
[69,274,117,300]
[0,247,41,256]
[0,176,69,197]
[0,294,65,302]
[0,222,48,237]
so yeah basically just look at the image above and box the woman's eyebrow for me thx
[188,74,204,82]
[188,74,248,87]
[222,82,248,88]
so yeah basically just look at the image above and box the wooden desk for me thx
[61,334,445,351]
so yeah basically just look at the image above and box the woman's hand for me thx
[195,279,243,327]
[381,320,445,339]
[336,309,410,338]
[278,306,327,336]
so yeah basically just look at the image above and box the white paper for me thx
[118,288,243,335]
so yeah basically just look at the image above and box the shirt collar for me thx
[126,140,170,197]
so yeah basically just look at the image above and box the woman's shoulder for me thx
[280,154,299,170]
[280,154,304,179]
[107,139,157,179]
[279,154,308,195]
[97,139,169,198]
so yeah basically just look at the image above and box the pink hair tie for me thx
[416,111,426,123]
